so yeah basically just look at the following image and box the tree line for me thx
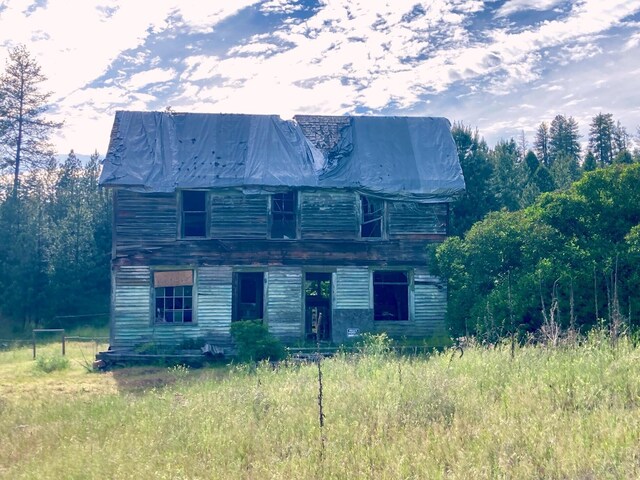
[440,114,640,339]
[1,44,639,337]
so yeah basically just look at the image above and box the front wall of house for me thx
[111,264,447,350]
[110,189,449,350]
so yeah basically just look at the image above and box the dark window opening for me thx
[270,191,297,239]
[182,190,207,237]
[361,196,383,238]
[154,270,194,324]
[373,271,408,321]
[233,272,264,321]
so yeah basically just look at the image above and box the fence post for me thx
[32,330,36,359]
[62,335,66,356]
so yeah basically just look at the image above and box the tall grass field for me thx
[1,334,639,479]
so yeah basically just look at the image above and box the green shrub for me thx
[230,320,285,362]
[34,354,70,373]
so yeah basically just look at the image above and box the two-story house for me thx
[98,111,465,352]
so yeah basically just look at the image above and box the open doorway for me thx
[233,272,264,321]
[305,272,332,342]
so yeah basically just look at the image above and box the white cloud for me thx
[495,0,565,18]
[125,68,177,90]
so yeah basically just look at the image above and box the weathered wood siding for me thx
[115,190,176,253]
[266,267,303,340]
[334,267,370,309]
[413,267,447,335]
[112,266,151,349]
[387,202,447,237]
[300,191,358,239]
[210,192,267,239]
[197,266,233,346]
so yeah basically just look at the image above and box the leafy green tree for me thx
[0,45,61,197]
[435,164,640,338]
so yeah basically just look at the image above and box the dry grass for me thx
[1,335,640,479]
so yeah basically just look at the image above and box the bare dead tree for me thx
[540,277,561,346]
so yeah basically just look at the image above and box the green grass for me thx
[1,335,640,479]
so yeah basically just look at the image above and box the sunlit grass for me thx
[1,335,639,479]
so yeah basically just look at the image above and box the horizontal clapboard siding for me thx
[266,267,303,339]
[210,192,268,239]
[112,266,151,348]
[197,266,233,345]
[388,202,447,237]
[115,190,177,252]
[300,191,358,239]
[334,267,370,309]
[414,267,447,335]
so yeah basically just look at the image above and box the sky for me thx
[1,0,639,158]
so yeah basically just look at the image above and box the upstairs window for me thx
[373,271,409,321]
[270,191,297,239]
[181,190,207,238]
[154,270,194,324]
[361,195,384,238]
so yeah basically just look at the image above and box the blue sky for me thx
[1,0,639,156]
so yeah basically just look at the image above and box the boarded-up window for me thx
[373,271,409,321]
[361,195,384,238]
[154,270,194,323]
[181,190,207,238]
[270,191,297,239]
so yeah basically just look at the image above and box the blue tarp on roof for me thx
[99,111,465,202]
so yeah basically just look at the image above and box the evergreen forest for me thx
[1,45,639,339]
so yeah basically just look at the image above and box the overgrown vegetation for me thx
[435,163,640,339]
[34,353,70,373]
[2,334,640,479]
[230,319,285,362]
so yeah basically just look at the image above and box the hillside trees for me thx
[434,164,640,339]
[0,46,110,332]
[0,153,111,330]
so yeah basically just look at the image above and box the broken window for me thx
[233,272,264,321]
[361,195,384,238]
[181,190,207,238]
[373,271,409,321]
[154,270,194,323]
[270,191,297,239]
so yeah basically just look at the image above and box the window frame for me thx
[268,190,299,240]
[371,270,411,322]
[151,268,197,325]
[359,194,386,240]
[232,270,266,322]
[179,189,209,239]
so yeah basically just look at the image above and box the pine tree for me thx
[449,123,495,235]
[0,45,61,198]
[549,115,580,166]
[490,138,526,211]
[583,151,597,172]
[589,113,615,166]
[534,122,551,167]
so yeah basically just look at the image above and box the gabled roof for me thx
[99,111,465,202]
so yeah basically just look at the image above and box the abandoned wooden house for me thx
[98,111,465,352]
